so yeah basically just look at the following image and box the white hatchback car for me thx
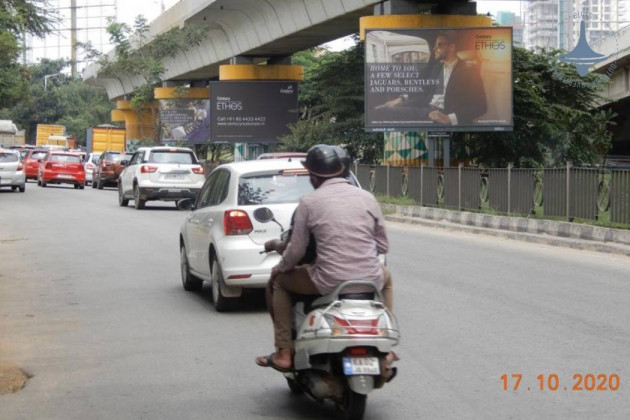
[83,152,101,185]
[178,158,360,311]
[118,146,206,209]
[0,149,26,192]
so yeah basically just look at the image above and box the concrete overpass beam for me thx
[375,0,419,15]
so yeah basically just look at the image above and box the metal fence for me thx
[356,164,630,227]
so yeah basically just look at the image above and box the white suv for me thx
[118,146,205,209]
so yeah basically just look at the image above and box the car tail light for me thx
[45,162,52,169]
[223,210,253,235]
[17,162,24,170]
[191,166,204,174]
[141,165,158,173]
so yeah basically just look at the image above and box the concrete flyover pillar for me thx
[111,100,158,141]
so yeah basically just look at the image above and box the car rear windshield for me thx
[0,153,18,162]
[148,151,197,164]
[30,151,47,160]
[238,172,312,205]
[103,152,121,161]
[50,154,82,163]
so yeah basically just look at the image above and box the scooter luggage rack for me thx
[306,281,400,339]
[311,280,384,308]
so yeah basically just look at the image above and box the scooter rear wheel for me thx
[286,378,303,395]
[338,389,367,420]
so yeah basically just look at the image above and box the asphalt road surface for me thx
[1,182,629,419]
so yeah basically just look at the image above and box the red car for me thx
[23,149,48,181]
[37,152,85,189]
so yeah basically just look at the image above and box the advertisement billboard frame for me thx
[209,81,299,143]
[364,26,513,133]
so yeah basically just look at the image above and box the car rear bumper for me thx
[43,172,85,185]
[217,238,282,288]
[138,186,200,201]
[0,172,26,187]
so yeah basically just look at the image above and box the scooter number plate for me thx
[342,357,380,375]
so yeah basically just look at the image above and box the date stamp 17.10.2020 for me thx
[501,373,620,392]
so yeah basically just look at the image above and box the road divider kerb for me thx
[382,204,630,257]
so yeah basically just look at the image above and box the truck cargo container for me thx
[86,126,126,153]
[36,124,65,146]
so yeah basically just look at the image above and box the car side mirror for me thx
[37,159,42,163]
[177,198,195,211]
[120,159,128,166]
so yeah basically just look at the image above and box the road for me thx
[1,182,629,419]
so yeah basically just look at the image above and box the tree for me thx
[283,41,615,168]
[281,39,383,164]
[0,0,54,108]
[81,16,208,141]
[1,59,113,144]
[458,47,613,167]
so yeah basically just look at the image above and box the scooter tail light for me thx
[324,315,381,336]
[223,209,253,235]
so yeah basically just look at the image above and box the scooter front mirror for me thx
[253,207,274,223]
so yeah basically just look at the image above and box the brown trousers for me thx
[266,266,394,349]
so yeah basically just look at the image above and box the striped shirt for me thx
[277,178,388,294]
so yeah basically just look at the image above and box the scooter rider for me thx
[255,144,394,372]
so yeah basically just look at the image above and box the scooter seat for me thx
[339,292,374,300]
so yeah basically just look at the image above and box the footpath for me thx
[382,204,630,257]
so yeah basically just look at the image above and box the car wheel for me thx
[18,186,25,193]
[79,184,85,190]
[211,253,236,312]
[11,186,17,191]
[91,179,96,189]
[181,245,202,291]
[74,184,79,189]
[118,184,129,207]
[41,180,47,187]
[37,177,41,186]
[133,184,145,210]
[97,177,104,190]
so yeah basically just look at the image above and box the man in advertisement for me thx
[376,31,487,126]
[427,31,487,125]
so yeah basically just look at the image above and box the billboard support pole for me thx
[444,134,451,168]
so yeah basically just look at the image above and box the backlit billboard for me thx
[365,27,513,132]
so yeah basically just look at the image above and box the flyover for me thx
[83,0,485,139]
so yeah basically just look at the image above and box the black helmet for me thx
[301,144,346,178]
[331,146,351,178]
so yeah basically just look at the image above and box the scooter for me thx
[254,207,400,420]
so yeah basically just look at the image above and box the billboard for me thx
[158,99,211,145]
[365,27,513,132]
[209,81,299,142]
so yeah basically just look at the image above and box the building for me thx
[494,11,525,47]
[24,0,118,76]
[524,0,630,51]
